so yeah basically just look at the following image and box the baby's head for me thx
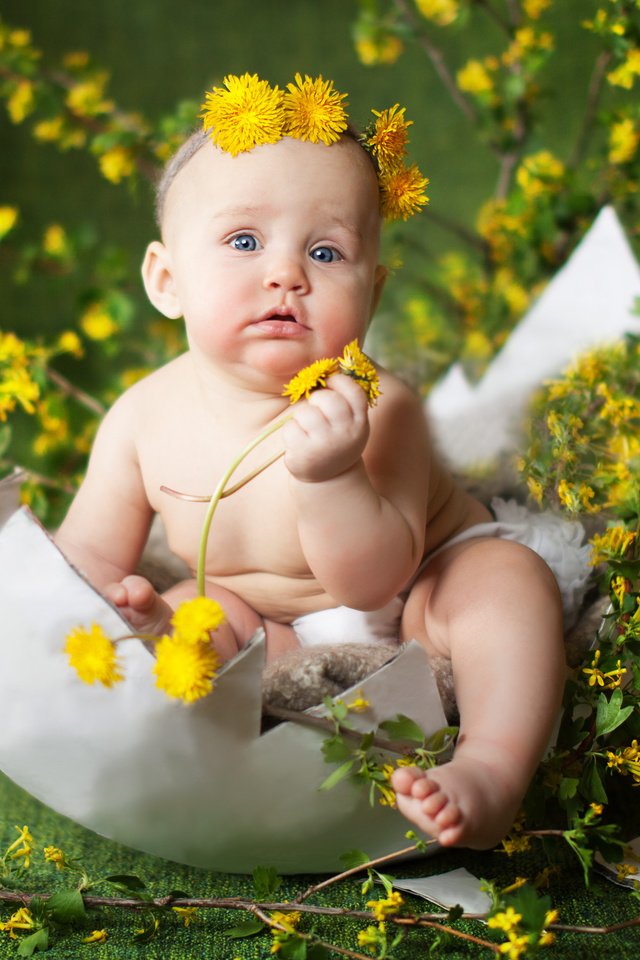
[155,72,428,235]
[142,75,428,383]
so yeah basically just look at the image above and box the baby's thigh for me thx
[401,536,554,659]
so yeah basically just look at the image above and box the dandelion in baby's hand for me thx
[339,340,381,406]
[283,73,348,145]
[282,357,339,403]
[65,623,123,687]
[201,73,284,156]
[170,596,226,644]
[153,634,220,704]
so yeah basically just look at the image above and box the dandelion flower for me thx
[379,163,429,221]
[366,105,412,172]
[201,73,284,156]
[339,340,381,405]
[282,73,348,145]
[65,624,123,687]
[171,596,226,644]
[283,357,339,403]
[153,634,220,703]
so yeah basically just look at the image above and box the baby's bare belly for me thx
[203,570,334,623]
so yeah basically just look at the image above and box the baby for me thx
[56,74,566,851]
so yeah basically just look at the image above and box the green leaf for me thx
[321,734,352,765]
[558,777,579,801]
[306,945,330,959]
[374,871,395,895]
[339,848,371,869]
[17,928,48,957]
[104,873,148,895]
[595,688,634,737]
[319,759,354,791]
[252,865,282,900]
[379,714,426,743]
[0,426,12,458]
[279,938,307,960]
[580,759,608,804]
[45,889,86,924]
[225,918,264,939]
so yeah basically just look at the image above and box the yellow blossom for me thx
[0,907,35,938]
[42,223,68,257]
[66,74,113,116]
[516,150,564,199]
[9,29,32,47]
[7,80,35,124]
[367,890,404,921]
[201,73,284,156]
[43,845,66,869]
[488,907,523,931]
[590,803,604,816]
[609,118,639,164]
[347,689,371,712]
[379,163,429,221]
[153,634,220,703]
[83,929,108,944]
[33,116,64,142]
[63,51,90,70]
[283,357,339,402]
[6,825,33,869]
[80,302,119,341]
[415,0,460,26]
[65,623,124,687]
[357,923,385,953]
[366,104,411,172]
[0,206,18,239]
[457,59,495,96]
[57,330,84,358]
[501,834,532,855]
[172,906,198,926]
[282,74,348,146]
[270,909,302,953]
[615,862,638,882]
[355,34,403,66]
[589,526,636,565]
[523,0,552,19]
[99,146,136,184]
[499,929,531,959]
[170,596,226,644]
[527,476,544,505]
[339,339,381,405]
[0,367,40,418]
[608,49,640,89]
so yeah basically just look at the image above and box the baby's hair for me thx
[154,123,379,231]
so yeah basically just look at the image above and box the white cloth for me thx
[291,498,591,647]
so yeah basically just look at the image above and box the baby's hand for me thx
[282,374,370,482]
[104,574,175,637]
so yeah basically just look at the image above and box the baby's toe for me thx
[420,788,448,819]
[390,766,423,796]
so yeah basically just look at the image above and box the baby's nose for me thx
[263,253,310,294]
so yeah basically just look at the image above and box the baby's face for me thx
[158,135,384,387]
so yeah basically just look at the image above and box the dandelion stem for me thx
[196,414,292,595]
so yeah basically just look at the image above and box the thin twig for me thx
[392,0,479,124]
[45,366,106,417]
[568,51,613,171]
[294,842,422,904]
[262,702,424,758]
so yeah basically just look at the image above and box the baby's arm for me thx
[55,391,154,593]
[283,372,429,609]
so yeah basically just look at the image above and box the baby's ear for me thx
[141,241,182,319]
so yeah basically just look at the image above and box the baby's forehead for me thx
[157,132,380,231]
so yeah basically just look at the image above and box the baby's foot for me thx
[391,758,521,850]
[105,575,175,637]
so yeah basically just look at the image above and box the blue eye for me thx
[311,245,341,263]
[231,234,259,251]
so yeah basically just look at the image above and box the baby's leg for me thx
[106,576,298,664]
[395,537,565,849]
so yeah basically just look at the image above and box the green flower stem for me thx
[196,413,292,596]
